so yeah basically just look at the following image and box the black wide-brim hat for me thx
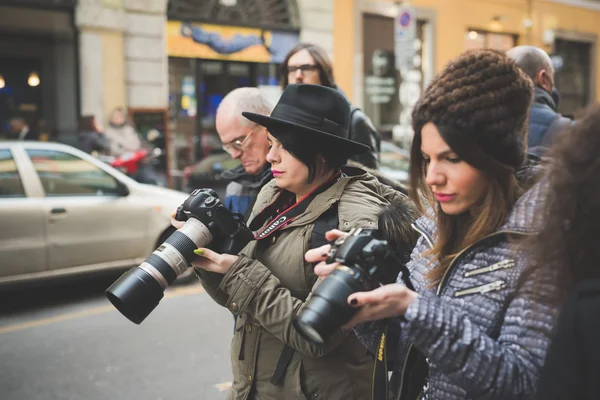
[242,84,370,156]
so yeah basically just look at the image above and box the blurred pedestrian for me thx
[507,45,573,157]
[280,43,381,169]
[534,104,600,400]
[104,107,143,157]
[77,115,110,155]
[7,117,38,141]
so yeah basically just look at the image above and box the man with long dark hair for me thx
[280,43,381,169]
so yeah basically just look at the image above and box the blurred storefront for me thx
[166,0,301,188]
[166,0,334,190]
[334,0,600,147]
[0,0,78,140]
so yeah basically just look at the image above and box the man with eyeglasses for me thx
[280,43,381,170]
[216,87,273,219]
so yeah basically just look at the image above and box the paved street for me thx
[0,275,234,400]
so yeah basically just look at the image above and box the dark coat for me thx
[334,86,382,169]
[77,131,111,154]
[528,87,572,156]
[349,107,381,169]
[536,279,600,400]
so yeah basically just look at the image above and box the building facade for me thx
[334,0,600,146]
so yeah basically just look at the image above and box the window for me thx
[26,149,121,197]
[0,149,26,198]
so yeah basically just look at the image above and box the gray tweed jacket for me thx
[356,179,558,399]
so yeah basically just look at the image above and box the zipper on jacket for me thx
[411,223,434,249]
[464,259,515,278]
[397,229,531,398]
[454,280,507,298]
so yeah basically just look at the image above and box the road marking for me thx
[0,284,204,335]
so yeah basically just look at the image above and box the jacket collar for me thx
[221,164,272,189]
[251,167,371,229]
[534,86,557,112]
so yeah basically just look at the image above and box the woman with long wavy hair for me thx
[307,49,559,399]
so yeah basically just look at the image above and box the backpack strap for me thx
[270,203,340,386]
[311,203,340,249]
[270,345,295,385]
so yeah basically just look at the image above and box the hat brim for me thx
[242,112,370,156]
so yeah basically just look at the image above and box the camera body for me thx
[326,228,393,287]
[106,189,253,325]
[174,188,253,255]
[294,228,404,345]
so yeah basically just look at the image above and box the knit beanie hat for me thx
[412,49,533,173]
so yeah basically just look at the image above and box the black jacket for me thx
[349,106,381,169]
[334,86,381,169]
[537,279,600,400]
[77,131,111,154]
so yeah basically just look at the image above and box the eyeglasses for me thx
[222,127,257,155]
[286,64,319,76]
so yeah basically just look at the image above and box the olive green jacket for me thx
[196,168,415,399]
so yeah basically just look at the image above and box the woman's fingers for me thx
[305,244,331,263]
[313,261,339,278]
[170,217,185,229]
[193,247,219,262]
[325,229,347,242]
[342,285,418,329]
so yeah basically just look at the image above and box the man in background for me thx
[507,45,572,156]
[216,87,273,220]
[5,117,38,141]
[280,43,381,169]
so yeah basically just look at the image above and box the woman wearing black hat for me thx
[183,84,418,399]
[307,49,559,399]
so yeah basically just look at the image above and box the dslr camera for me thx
[106,189,253,325]
[293,228,411,345]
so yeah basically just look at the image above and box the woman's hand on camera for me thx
[170,212,184,229]
[342,284,418,329]
[304,229,347,278]
[191,248,238,274]
[170,213,238,274]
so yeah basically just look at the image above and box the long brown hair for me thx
[534,104,600,303]
[408,132,523,284]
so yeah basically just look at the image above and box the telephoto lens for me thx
[293,228,395,345]
[106,189,253,324]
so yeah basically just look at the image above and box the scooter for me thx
[98,148,163,185]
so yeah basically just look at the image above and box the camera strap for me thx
[372,323,389,400]
[250,171,343,241]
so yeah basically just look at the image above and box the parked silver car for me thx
[0,141,189,287]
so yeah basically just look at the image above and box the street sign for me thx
[395,5,417,69]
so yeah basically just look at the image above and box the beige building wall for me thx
[76,0,168,126]
[101,30,127,122]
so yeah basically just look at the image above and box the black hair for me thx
[274,129,347,182]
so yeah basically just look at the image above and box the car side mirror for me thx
[116,181,130,197]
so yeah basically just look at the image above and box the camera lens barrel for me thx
[106,218,214,324]
[294,267,364,345]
